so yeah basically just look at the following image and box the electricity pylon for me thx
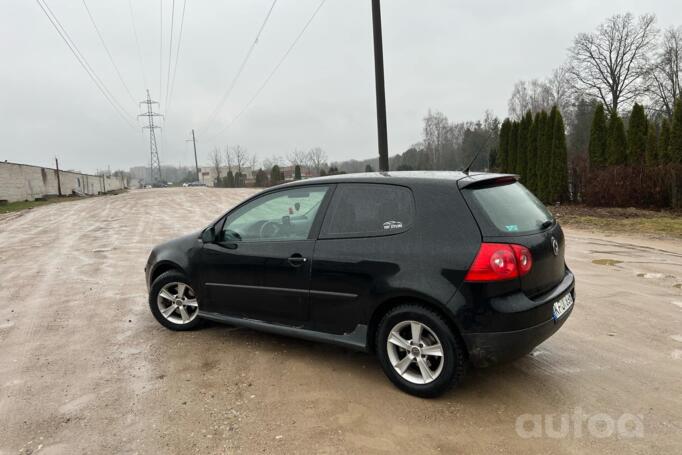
[139,90,163,183]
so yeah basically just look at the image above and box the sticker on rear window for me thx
[383,220,403,230]
[505,224,519,232]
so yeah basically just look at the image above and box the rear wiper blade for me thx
[540,219,554,229]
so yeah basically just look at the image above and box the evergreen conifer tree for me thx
[516,111,532,178]
[539,107,558,202]
[659,118,672,163]
[498,119,511,172]
[550,110,569,202]
[670,98,682,164]
[526,113,540,193]
[509,121,519,173]
[270,165,282,184]
[627,103,648,164]
[645,126,658,166]
[606,113,628,165]
[588,103,608,167]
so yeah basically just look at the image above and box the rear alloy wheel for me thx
[386,320,445,384]
[377,305,467,397]
[149,271,203,331]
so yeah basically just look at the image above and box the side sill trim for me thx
[197,311,368,352]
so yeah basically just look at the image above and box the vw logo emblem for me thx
[551,237,559,256]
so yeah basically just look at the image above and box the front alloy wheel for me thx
[157,282,199,325]
[149,270,203,331]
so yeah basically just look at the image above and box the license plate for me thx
[552,293,574,320]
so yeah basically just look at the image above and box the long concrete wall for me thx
[0,161,127,203]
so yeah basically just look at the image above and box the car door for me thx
[200,185,331,326]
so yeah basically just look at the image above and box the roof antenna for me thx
[461,148,482,175]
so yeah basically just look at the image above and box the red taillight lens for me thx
[511,244,532,276]
[464,243,533,282]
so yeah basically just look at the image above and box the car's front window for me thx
[221,186,328,242]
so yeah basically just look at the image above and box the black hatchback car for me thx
[145,171,575,397]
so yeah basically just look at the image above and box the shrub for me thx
[583,164,682,209]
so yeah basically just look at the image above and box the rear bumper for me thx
[462,271,575,367]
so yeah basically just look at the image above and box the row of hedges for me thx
[577,164,682,209]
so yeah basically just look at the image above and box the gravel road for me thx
[1,188,681,454]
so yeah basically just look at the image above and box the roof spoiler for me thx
[457,173,519,189]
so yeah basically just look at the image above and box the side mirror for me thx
[201,226,216,243]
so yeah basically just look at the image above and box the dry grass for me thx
[550,204,682,239]
[0,191,127,214]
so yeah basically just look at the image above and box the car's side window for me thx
[221,186,328,242]
[320,183,414,239]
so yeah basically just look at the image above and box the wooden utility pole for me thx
[191,129,200,181]
[55,157,62,196]
[372,0,389,172]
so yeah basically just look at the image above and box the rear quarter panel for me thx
[309,181,481,335]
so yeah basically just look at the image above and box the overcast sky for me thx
[1,0,680,173]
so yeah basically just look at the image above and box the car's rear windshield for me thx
[463,182,553,235]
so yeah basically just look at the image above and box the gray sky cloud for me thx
[1,0,680,173]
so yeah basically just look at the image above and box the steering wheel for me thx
[259,221,280,239]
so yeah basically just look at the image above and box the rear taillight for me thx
[464,243,533,282]
[511,244,532,275]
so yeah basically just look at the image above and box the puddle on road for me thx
[592,258,623,266]
[636,272,667,279]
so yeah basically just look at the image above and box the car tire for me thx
[149,270,203,331]
[376,304,467,398]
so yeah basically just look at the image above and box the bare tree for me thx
[647,26,682,118]
[567,13,658,115]
[224,145,232,173]
[546,65,573,114]
[307,147,328,175]
[508,80,552,119]
[249,153,258,173]
[209,147,222,186]
[422,110,453,168]
[508,67,572,120]
[231,145,249,186]
[287,149,308,167]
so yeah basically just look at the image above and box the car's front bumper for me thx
[462,271,575,367]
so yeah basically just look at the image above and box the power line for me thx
[35,0,136,128]
[128,0,147,90]
[163,0,176,113]
[165,0,188,118]
[206,0,326,141]
[81,0,137,105]
[200,0,278,132]
[159,0,163,100]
